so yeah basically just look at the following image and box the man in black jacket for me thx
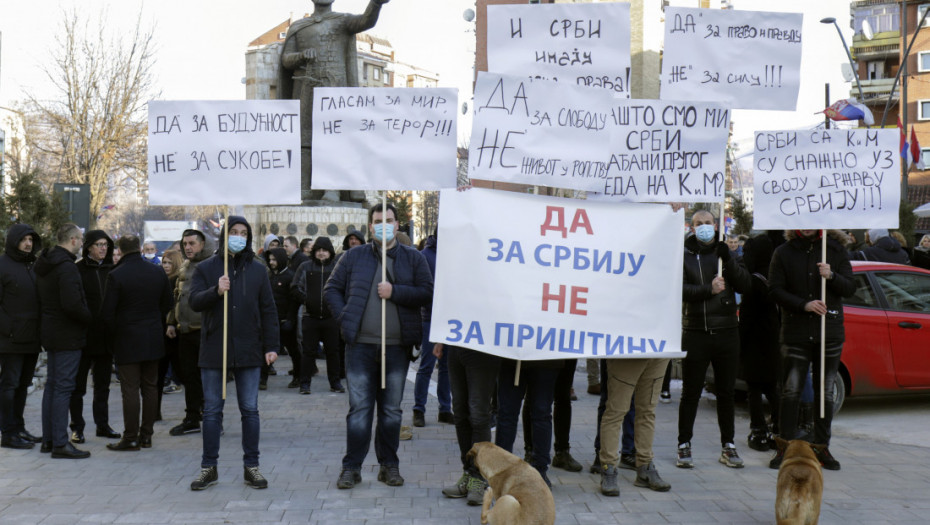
[0,224,43,449]
[293,237,343,393]
[188,216,279,491]
[35,223,93,459]
[769,230,855,471]
[263,247,298,390]
[69,230,121,444]
[100,235,173,451]
[676,210,751,470]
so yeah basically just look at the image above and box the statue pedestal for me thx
[243,204,369,247]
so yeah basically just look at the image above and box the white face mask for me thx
[143,252,156,260]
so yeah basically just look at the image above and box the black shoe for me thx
[552,450,583,472]
[267,364,277,376]
[70,431,85,444]
[140,436,152,449]
[412,410,425,428]
[169,420,201,436]
[619,452,637,471]
[1,435,35,450]
[299,384,311,395]
[287,378,299,388]
[330,382,345,393]
[18,430,42,443]
[106,438,140,451]
[51,442,91,459]
[769,449,784,470]
[244,466,268,489]
[40,441,52,453]
[748,428,770,451]
[191,466,218,491]
[336,469,361,489]
[438,412,455,424]
[377,465,404,486]
[96,426,121,439]
[590,456,603,474]
[259,382,267,391]
[815,446,841,471]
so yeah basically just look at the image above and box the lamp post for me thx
[821,17,868,128]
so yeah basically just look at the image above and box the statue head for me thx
[313,0,335,6]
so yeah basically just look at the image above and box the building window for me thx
[867,61,886,80]
[373,68,380,81]
[920,52,930,73]
[922,148,930,169]
[920,100,930,120]
[919,5,930,27]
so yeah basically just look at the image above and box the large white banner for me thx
[148,100,301,205]
[592,99,730,202]
[468,72,614,192]
[660,8,803,111]
[312,87,458,190]
[487,2,632,97]
[753,129,900,229]
[430,188,684,360]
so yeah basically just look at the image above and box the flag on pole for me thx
[821,98,874,126]
[96,204,115,220]
[910,126,925,170]
[898,117,911,169]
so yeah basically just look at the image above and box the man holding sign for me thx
[768,230,854,471]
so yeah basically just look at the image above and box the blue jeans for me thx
[200,367,261,468]
[413,322,451,415]
[496,359,559,474]
[42,350,82,447]
[0,353,39,435]
[343,343,408,470]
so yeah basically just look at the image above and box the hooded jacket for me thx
[738,230,784,382]
[324,240,433,347]
[263,233,281,253]
[75,230,114,355]
[35,244,93,351]
[768,230,856,345]
[293,237,337,318]
[335,230,367,265]
[189,216,280,368]
[265,247,297,323]
[0,224,43,354]
[682,234,751,331]
[849,235,910,265]
[167,236,211,334]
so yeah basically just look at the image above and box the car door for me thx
[842,272,895,394]
[872,270,930,388]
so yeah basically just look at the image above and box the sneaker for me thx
[244,466,268,489]
[590,455,603,474]
[330,382,346,393]
[412,410,425,428]
[619,452,637,471]
[719,443,744,468]
[748,428,770,451]
[634,461,671,492]
[287,378,299,388]
[676,442,693,468]
[769,449,784,470]
[336,469,361,489]
[660,390,671,403]
[438,412,455,424]
[258,382,267,391]
[466,475,488,506]
[815,446,841,471]
[377,465,404,486]
[169,420,201,436]
[299,383,311,395]
[163,383,182,394]
[600,465,620,497]
[442,472,470,499]
[552,450,583,472]
[190,466,218,491]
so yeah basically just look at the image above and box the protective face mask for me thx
[373,223,395,243]
[143,253,156,260]
[228,236,247,254]
[694,224,716,243]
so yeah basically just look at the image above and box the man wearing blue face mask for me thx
[676,210,751,470]
[324,202,433,489]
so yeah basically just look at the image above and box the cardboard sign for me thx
[148,100,301,206]
[430,188,684,360]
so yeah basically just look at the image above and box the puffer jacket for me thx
[768,230,856,345]
[682,234,751,331]
[293,237,337,319]
[849,235,910,265]
[324,241,433,347]
[0,224,42,354]
[167,246,210,334]
[35,245,92,351]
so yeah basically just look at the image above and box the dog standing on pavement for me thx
[466,441,555,525]
[775,437,824,525]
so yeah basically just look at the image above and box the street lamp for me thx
[821,17,868,127]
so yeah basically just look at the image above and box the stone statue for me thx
[278,0,390,205]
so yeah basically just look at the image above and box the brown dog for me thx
[466,441,555,525]
[775,438,824,525]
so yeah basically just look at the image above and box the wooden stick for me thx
[514,360,521,386]
[381,191,387,390]
[820,229,827,419]
[222,205,229,400]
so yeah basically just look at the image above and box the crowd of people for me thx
[0,205,927,499]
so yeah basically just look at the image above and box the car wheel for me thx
[832,373,846,415]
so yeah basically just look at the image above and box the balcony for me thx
[851,78,899,104]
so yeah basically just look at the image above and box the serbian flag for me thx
[911,126,925,170]
[822,98,874,126]
[899,117,910,167]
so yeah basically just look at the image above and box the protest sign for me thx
[487,2,632,97]
[468,72,614,192]
[311,87,458,190]
[148,100,301,205]
[430,188,684,361]
[590,99,730,203]
[660,7,803,111]
[753,129,900,229]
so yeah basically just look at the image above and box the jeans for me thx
[447,345,500,476]
[42,350,82,447]
[0,353,39,435]
[594,360,635,456]
[69,352,112,432]
[201,366,262,468]
[413,321,451,415]
[496,359,559,474]
[178,331,203,423]
[118,360,159,440]
[778,342,843,445]
[302,317,340,387]
[678,328,739,446]
[342,343,408,470]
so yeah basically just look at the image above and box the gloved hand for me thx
[715,241,731,262]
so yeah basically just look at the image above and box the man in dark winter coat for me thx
[263,247,298,390]
[283,235,310,272]
[769,230,856,471]
[293,237,342,393]
[324,203,433,489]
[100,235,173,451]
[35,223,93,458]
[677,210,752,470]
[188,216,279,491]
[336,230,366,264]
[849,228,910,264]
[69,230,121,444]
[0,224,43,449]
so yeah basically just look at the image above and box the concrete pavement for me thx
[0,357,927,524]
